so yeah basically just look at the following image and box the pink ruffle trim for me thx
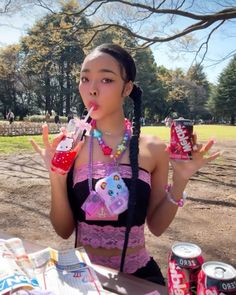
[73,161,151,187]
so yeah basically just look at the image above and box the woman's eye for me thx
[102,78,113,83]
[80,77,88,83]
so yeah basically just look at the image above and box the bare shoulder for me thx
[139,134,169,172]
[140,133,166,150]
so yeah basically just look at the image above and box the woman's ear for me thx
[123,81,133,97]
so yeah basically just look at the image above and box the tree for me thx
[157,67,190,118]
[70,0,236,63]
[0,45,20,118]
[0,44,40,119]
[2,1,235,63]
[20,1,89,116]
[214,55,236,125]
[207,83,218,122]
[134,48,166,123]
[185,64,210,120]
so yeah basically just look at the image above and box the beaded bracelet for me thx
[165,185,187,207]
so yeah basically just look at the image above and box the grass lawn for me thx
[0,125,235,154]
[141,124,236,142]
[0,135,54,154]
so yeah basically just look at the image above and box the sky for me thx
[151,20,236,84]
[0,6,235,84]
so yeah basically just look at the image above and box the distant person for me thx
[164,116,172,127]
[7,110,15,124]
[54,114,60,124]
[141,117,146,126]
[67,113,74,123]
[45,112,50,123]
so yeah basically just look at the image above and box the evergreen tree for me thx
[185,64,210,120]
[134,48,167,123]
[215,55,236,125]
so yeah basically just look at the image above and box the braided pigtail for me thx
[120,84,142,272]
[92,43,142,272]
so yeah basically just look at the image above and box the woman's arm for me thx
[146,138,182,236]
[30,124,84,239]
[49,172,75,239]
[146,135,220,237]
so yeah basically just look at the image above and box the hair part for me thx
[93,43,136,83]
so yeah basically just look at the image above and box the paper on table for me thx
[0,238,39,295]
[0,238,104,295]
[29,247,103,294]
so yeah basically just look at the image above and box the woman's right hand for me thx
[31,123,85,173]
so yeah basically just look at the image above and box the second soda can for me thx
[197,261,236,294]
[167,242,204,294]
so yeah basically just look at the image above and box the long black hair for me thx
[94,43,142,272]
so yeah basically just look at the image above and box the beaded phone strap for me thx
[88,134,94,193]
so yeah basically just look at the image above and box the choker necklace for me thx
[91,118,132,161]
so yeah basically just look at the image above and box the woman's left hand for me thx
[170,134,221,181]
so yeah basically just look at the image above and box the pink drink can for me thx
[51,119,82,174]
[167,242,204,295]
[51,142,77,174]
[197,261,236,294]
[170,118,193,160]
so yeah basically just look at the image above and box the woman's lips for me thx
[89,102,99,111]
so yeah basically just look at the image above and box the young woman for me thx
[31,43,220,285]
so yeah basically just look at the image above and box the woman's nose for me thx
[90,89,97,96]
[89,83,98,96]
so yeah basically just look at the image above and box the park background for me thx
[0,0,235,281]
[0,0,236,125]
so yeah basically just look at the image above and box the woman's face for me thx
[79,51,132,120]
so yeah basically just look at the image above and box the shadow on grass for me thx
[188,196,236,208]
[0,155,49,180]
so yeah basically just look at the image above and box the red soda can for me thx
[197,261,236,294]
[170,118,193,160]
[167,242,204,294]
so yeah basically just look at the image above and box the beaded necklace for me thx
[91,118,132,162]
[81,118,132,219]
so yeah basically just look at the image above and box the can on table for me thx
[167,242,204,294]
[197,261,236,294]
[170,118,193,160]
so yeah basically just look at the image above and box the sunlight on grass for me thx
[0,135,53,154]
[141,125,236,143]
[0,125,235,154]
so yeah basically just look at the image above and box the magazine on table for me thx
[0,237,105,295]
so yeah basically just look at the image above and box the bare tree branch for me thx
[1,0,235,65]
[69,1,236,46]
[81,0,236,21]
[191,20,225,66]
[35,0,56,14]
[0,0,12,14]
